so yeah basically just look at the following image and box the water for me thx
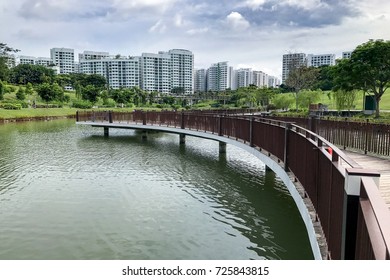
[0,119,313,260]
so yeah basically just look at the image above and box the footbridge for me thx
[76,110,390,260]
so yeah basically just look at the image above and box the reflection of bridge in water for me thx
[76,110,390,260]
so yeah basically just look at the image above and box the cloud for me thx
[235,0,359,28]
[149,20,167,33]
[186,28,209,35]
[238,0,267,10]
[226,12,250,31]
[112,0,177,17]
[3,0,390,79]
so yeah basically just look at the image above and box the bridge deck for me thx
[343,150,390,208]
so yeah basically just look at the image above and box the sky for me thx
[1,0,389,79]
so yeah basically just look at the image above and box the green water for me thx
[0,119,313,259]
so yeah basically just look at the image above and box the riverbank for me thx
[0,108,78,123]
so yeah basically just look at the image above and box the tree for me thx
[68,73,106,91]
[55,74,72,89]
[333,89,358,112]
[83,74,106,89]
[285,65,320,110]
[36,83,64,103]
[9,64,55,85]
[0,43,20,81]
[333,39,390,117]
[81,85,101,104]
[110,88,132,104]
[16,87,26,101]
[315,65,334,91]
[0,81,4,100]
[25,82,35,96]
[296,90,321,109]
[272,93,295,110]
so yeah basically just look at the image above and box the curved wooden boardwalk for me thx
[343,150,390,209]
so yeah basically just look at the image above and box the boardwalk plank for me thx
[343,150,390,209]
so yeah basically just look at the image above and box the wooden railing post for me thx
[142,111,146,125]
[181,111,185,129]
[342,169,380,259]
[76,111,79,122]
[219,116,223,136]
[109,111,113,123]
[284,123,291,171]
[249,117,254,147]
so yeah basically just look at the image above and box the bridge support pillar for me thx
[104,127,109,137]
[219,142,226,154]
[179,134,186,144]
[342,168,380,259]
[142,130,147,140]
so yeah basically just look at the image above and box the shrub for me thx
[102,98,116,108]
[71,100,93,109]
[0,103,22,110]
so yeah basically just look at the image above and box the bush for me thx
[0,103,22,110]
[16,87,26,101]
[102,98,116,108]
[71,100,93,109]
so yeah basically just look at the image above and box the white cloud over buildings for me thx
[1,0,389,78]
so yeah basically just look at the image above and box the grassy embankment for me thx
[1,85,390,122]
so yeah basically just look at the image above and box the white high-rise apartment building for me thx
[50,48,74,74]
[18,55,53,67]
[79,49,193,93]
[194,69,206,93]
[282,53,306,84]
[307,54,336,67]
[18,56,36,65]
[268,76,280,88]
[79,56,141,89]
[36,57,53,67]
[252,71,269,88]
[342,51,352,59]
[235,68,253,89]
[141,52,171,94]
[2,54,16,68]
[79,51,110,61]
[206,62,232,92]
[169,49,194,95]
[107,57,140,89]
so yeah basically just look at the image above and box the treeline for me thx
[1,40,390,116]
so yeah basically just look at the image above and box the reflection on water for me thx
[0,119,313,259]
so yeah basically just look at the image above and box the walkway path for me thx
[343,150,390,208]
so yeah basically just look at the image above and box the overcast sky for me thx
[1,0,389,78]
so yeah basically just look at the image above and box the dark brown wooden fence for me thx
[266,116,390,156]
[76,110,390,260]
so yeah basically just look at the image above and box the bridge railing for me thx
[267,116,390,156]
[76,110,390,260]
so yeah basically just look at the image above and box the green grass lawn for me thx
[0,108,78,120]
[318,89,390,111]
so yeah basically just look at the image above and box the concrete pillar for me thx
[179,134,186,144]
[104,127,109,137]
[219,142,226,154]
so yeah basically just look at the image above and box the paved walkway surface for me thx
[343,150,390,208]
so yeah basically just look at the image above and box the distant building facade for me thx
[342,51,352,59]
[307,54,336,67]
[206,62,232,92]
[79,55,141,89]
[168,49,194,95]
[50,48,74,74]
[194,69,206,93]
[282,53,307,84]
